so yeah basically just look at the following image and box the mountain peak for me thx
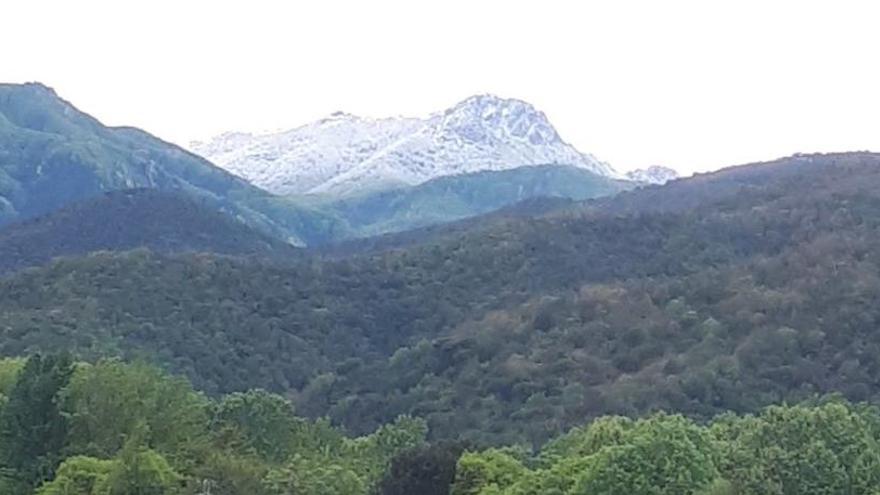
[437,94,561,146]
[0,81,105,136]
[319,110,360,123]
[625,165,679,185]
[449,93,527,111]
[192,95,617,196]
[0,81,57,95]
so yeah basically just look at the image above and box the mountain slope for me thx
[0,82,345,245]
[0,188,298,274]
[306,164,632,239]
[0,84,630,247]
[1,152,878,445]
[192,95,618,196]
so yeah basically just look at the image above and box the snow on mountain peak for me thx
[190,95,619,196]
[625,165,679,185]
[437,94,562,147]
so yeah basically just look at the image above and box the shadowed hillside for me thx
[0,188,298,274]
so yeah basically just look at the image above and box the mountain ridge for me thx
[0,188,298,274]
[296,164,631,241]
[625,165,679,184]
[0,83,645,247]
[191,94,619,196]
[0,82,356,246]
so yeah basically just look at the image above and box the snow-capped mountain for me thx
[625,166,679,185]
[191,95,619,196]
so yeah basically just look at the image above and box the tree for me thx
[575,414,717,495]
[712,402,880,494]
[35,456,114,495]
[0,353,74,493]
[450,449,527,495]
[0,358,25,397]
[103,441,183,495]
[212,389,298,463]
[63,360,210,469]
[192,452,269,495]
[377,441,468,495]
[264,458,365,495]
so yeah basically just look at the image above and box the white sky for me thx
[3,0,879,174]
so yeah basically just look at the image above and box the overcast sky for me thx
[3,0,878,174]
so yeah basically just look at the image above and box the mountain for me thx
[0,188,298,274]
[3,151,880,445]
[0,84,632,247]
[305,164,632,239]
[625,165,679,184]
[0,82,346,246]
[191,95,618,196]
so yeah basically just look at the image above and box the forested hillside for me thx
[0,354,878,495]
[0,189,297,274]
[2,152,880,446]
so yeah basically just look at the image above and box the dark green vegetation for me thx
[3,151,880,448]
[5,82,880,493]
[0,355,426,495]
[297,164,631,239]
[449,399,880,495]
[1,355,878,494]
[0,189,297,274]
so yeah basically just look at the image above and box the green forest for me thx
[2,354,879,495]
[4,153,880,446]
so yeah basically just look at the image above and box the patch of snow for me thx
[625,166,679,185]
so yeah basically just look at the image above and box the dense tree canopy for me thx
[0,353,74,493]
[0,355,876,494]
[449,400,880,495]
[3,154,880,443]
[2,153,880,493]
[0,356,426,495]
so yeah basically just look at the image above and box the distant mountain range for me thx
[191,94,629,197]
[0,84,650,248]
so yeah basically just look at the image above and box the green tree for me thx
[377,441,468,495]
[0,353,74,493]
[192,452,269,495]
[451,449,527,495]
[538,416,633,463]
[63,360,210,469]
[212,389,298,463]
[264,458,365,495]
[35,456,114,495]
[103,443,183,495]
[575,414,717,495]
[0,358,25,397]
[713,402,880,494]
[42,424,183,495]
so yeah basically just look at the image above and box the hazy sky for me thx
[3,0,879,174]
